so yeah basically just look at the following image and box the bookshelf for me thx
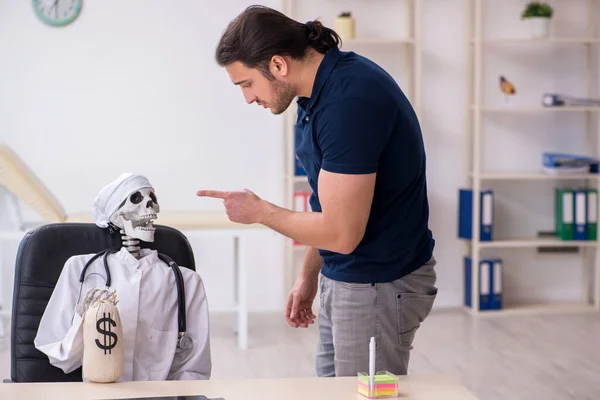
[464,0,600,315]
[279,0,422,294]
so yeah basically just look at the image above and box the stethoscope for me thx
[77,247,193,351]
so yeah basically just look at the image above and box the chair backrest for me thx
[9,222,196,382]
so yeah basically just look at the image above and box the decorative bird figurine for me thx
[499,75,516,105]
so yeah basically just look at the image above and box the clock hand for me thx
[54,0,58,19]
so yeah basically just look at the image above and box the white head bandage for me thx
[91,173,153,228]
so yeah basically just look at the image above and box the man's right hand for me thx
[285,274,318,328]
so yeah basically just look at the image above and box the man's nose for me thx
[243,91,256,104]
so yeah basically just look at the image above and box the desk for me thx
[0,375,479,400]
[67,210,277,350]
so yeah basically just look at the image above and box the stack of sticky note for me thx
[357,372,399,398]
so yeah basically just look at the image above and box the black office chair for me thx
[4,222,196,383]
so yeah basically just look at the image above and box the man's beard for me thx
[269,79,296,115]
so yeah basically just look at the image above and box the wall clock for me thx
[32,0,82,27]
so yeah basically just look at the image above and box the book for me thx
[587,188,598,240]
[555,188,574,240]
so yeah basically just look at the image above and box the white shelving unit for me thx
[279,0,422,294]
[464,0,600,315]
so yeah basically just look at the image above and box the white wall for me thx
[0,0,286,313]
[1,0,598,313]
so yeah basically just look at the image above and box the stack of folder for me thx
[542,93,600,107]
[464,256,503,310]
[543,152,599,175]
[555,188,597,241]
[458,188,494,241]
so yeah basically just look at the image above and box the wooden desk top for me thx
[0,375,478,400]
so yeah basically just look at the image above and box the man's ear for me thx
[270,55,288,78]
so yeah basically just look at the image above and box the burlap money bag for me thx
[82,290,124,383]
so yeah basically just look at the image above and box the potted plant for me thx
[334,11,355,41]
[520,2,553,39]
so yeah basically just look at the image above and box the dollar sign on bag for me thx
[95,312,118,354]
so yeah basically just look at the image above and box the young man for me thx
[199,5,437,377]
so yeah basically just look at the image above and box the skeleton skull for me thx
[109,187,160,242]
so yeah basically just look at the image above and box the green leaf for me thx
[520,1,553,19]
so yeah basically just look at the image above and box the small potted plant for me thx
[520,1,553,39]
[334,11,355,41]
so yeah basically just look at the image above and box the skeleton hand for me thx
[76,287,119,316]
[76,288,99,317]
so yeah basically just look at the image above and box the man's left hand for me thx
[196,189,266,224]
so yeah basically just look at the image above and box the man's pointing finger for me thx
[196,190,230,199]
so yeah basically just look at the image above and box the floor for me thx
[2,308,600,400]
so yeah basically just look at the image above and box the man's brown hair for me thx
[215,5,341,79]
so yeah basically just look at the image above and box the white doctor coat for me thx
[34,247,211,381]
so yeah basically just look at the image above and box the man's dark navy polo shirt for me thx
[294,47,435,284]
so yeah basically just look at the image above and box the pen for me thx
[369,336,376,395]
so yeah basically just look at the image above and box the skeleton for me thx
[107,187,160,258]
[35,174,212,382]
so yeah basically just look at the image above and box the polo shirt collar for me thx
[301,47,342,111]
